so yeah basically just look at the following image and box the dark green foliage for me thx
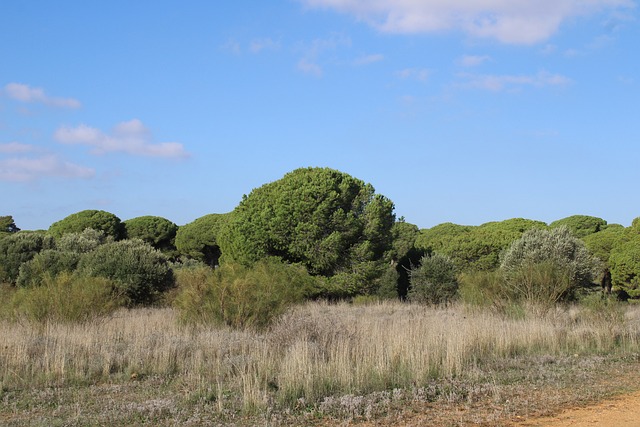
[583,226,629,267]
[78,239,174,306]
[0,216,20,234]
[415,222,473,254]
[124,216,178,253]
[0,232,55,284]
[175,214,226,266]
[174,258,317,329]
[550,215,608,238]
[384,220,425,299]
[501,226,599,303]
[48,210,125,240]
[218,167,395,296]
[418,218,547,272]
[408,253,458,305]
[16,249,80,287]
[609,235,640,299]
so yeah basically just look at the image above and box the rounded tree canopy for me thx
[1,216,20,234]
[609,234,640,298]
[218,167,396,281]
[49,210,125,240]
[124,215,178,250]
[418,218,547,272]
[175,213,227,266]
[549,215,607,238]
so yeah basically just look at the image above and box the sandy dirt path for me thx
[512,391,640,427]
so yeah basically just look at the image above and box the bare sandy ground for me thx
[512,390,640,427]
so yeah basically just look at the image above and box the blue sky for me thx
[1,0,638,231]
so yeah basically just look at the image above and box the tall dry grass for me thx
[1,301,639,412]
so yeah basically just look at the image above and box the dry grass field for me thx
[1,301,640,426]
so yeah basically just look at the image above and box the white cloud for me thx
[458,55,491,67]
[4,83,81,108]
[250,38,281,53]
[296,33,351,76]
[300,0,634,44]
[352,53,384,65]
[0,155,94,182]
[221,38,242,55]
[54,119,189,159]
[297,59,324,77]
[396,68,430,82]
[0,142,35,154]
[457,71,572,91]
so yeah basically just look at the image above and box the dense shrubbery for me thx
[7,272,124,323]
[2,167,639,329]
[16,249,80,287]
[78,239,174,306]
[174,258,320,328]
[408,253,458,305]
[502,227,598,288]
[0,232,55,284]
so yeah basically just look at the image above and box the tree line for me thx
[1,167,639,324]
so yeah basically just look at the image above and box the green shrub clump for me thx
[500,226,599,305]
[78,239,174,306]
[174,258,318,329]
[408,253,458,305]
[9,272,124,323]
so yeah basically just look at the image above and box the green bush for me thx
[56,228,112,253]
[501,226,599,303]
[0,232,55,284]
[174,258,317,329]
[9,272,124,323]
[407,253,458,305]
[16,249,80,287]
[502,261,574,306]
[458,269,507,308]
[78,239,174,306]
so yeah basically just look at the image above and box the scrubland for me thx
[1,301,640,426]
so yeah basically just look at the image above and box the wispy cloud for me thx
[0,154,94,182]
[396,68,430,82]
[300,0,633,44]
[250,37,281,53]
[457,71,572,91]
[54,119,189,159]
[458,55,491,67]
[220,38,242,55]
[3,83,81,109]
[296,33,352,77]
[297,59,324,77]
[0,142,36,154]
[352,53,384,66]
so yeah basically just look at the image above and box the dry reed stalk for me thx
[0,301,638,413]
